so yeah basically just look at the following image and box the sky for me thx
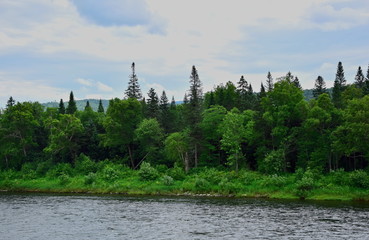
[1,0,369,107]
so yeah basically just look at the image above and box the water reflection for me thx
[1,193,369,239]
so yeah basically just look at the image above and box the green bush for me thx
[258,149,285,175]
[46,163,74,178]
[295,172,315,199]
[20,162,37,180]
[348,170,369,188]
[194,177,210,191]
[58,174,71,185]
[74,154,97,175]
[139,162,159,181]
[219,180,242,194]
[196,168,224,184]
[35,160,54,176]
[162,175,174,186]
[261,174,288,187]
[238,170,261,185]
[99,165,121,182]
[84,172,97,185]
[167,164,186,180]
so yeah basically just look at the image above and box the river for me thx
[1,193,369,239]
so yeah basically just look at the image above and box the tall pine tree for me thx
[66,91,77,114]
[97,99,104,113]
[58,99,65,114]
[332,61,346,108]
[313,76,327,98]
[266,71,274,92]
[146,88,159,119]
[354,66,365,89]
[125,62,142,100]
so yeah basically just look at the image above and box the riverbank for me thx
[1,163,369,201]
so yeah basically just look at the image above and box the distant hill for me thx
[42,99,110,112]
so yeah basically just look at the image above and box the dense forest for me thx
[1,61,369,197]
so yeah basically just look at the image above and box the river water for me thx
[1,193,369,239]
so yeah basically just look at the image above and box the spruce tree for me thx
[313,76,327,98]
[84,100,92,111]
[6,96,15,110]
[58,99,66,114]
[170,96,176,109]
[266,71,274,92]
[237,75,248,95]
[146,88,159,119]
[259,83,266,98]
[332,61,346,108]
[354,66,365,89]
[187,65,203,168]
[66,91,77,114]
[159,91,170,132]
[293,76,301,89]
[97,99,104,113]
[125,62,142,100]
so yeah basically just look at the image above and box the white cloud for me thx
[97,81,113,92]
[76,78,92,86]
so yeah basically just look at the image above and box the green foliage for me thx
[166,163,186,180]
[194,177,210,191]
[348,170,369,188]
[138,162,159,181]
[84,172,97,185]
[295,169,316,199]
[74,154,97,175]
[47,163,74,178]
[162,175,174,186]
[261,174,288,187]
[99,164,121,182]
[258,149,285,175]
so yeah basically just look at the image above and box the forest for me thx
[1,61,369,200]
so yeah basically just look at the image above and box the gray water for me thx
[1,193,369,240]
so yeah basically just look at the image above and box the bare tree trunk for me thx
[128,145,135,169]
[184,152,189,173]
[194,143,198,168]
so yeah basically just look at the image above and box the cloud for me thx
[97,81,113,92]
[76,78,92,86]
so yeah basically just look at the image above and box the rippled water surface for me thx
[1,193,369,239]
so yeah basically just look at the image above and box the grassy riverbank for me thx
[1,160,369,201]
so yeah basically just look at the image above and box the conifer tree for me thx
[237,75,248,95]
[97,99,104,113]
[332,61,346,108]
[259,83,266,98]
[58,99,65,114]
[146,88,159,119]
[364,65,369,95]
[313,76,327,98]
[6,96,15,110]
[125,62,142,100]
[171,96,176,109]
[187,65,203,168]
[248,83,253,94]
[66,91,77,114]
[354,66,365,89]
[84,100,92,111]
[159,91,170,132]
[293,76,301,89]
[266,71,274,92]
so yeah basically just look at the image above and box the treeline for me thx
[1,62,369,176]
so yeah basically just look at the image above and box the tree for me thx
[354,66,365,89]
[219,108,255,171]
[97,99,104,113]
[44,114,84,162]
[259,83,266,99]
[84,100,92,111]
[66,91,77,114]
[102,98,142,168]
[332,62,346,108]
[164,131,190,173]
[266,71,274,92]
[134,118,164,165]
[6,96,15,109]
[313,76,327,98]
[146,88,159,119]
[125,62,142,100]
[186,65,203,167]
[159,91,170,133]
[293,76,302,89]
[364,64,369,95]
[58,99,65,114]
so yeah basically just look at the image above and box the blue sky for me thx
[1,0,369,107]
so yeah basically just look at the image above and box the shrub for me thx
[139,162,159,181]
[348,170,369,188]
[162,175,174,186]
[74,154,97,175]
[84,172,97,185]
[58,174,71,185]
[295,172,315,199]
[194,177,210,191]
[167,164,186,180]
[261,174,288,187]
[47,163,74,178]
[20,162,37,180]
[35,160,54,176]
[258,149,285,175]
[99,165,121,182]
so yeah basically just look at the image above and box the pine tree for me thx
[266,71,274,92]
[146,88,159,119]
[364,65,369,95]
[125,62,142,100]
[354,66,365,89]
[332,61,346,108]
[170,96,176,109]
[248,83,253,94]
[313,76,327,98]
[66,91,77,114]
[293,76,301,89]
[97,99,104,113]
[259,83,266,98]
[237,75,248,95]
[6,96,15,110]
[159,91,170,132]
[58,99,65,114]
[187,65,203,168]
[84,100,92,111]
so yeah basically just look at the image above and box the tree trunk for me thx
[128,145,135,169]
